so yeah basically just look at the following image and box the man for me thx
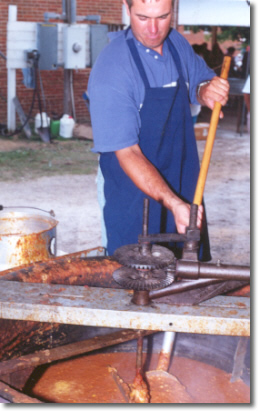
[88,0,229,259]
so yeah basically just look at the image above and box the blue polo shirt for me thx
[88,28,215,154]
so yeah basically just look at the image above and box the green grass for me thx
[0,137,99,182]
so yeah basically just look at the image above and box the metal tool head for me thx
[113,266,175,291]
[114,244,175,270]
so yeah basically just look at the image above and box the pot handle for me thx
[0,205,55,217]
[49,237,57,256]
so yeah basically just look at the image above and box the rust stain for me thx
[8,233,51,267]
[227,310,238,315]
[0,255,122,288]
[236,302,247,308]
[1,214,57,270]
[0,319,65,362]
[226,285,250,297]
[177,316,249,337]
[156,351,170,371]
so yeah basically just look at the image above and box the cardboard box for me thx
[194,122,209,140]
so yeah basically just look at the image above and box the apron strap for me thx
[166,37,193,119]
[126,33,188,94]
[166,37,187,90]
[126,38,151,89]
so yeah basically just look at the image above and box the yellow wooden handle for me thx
[193,56,231,206]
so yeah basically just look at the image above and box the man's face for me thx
[124,0,173,55]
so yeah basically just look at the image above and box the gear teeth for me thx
[113,267,175,291]
[114,244,174,270]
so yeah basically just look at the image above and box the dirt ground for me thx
[0,119,250,266]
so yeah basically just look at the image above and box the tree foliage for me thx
[185,26,250,46]
[217,27,250,45]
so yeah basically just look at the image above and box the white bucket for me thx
[34,112,50,133]
[60,114,75,138]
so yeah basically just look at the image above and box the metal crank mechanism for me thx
[113,198,176,305]
[113,198,250,306]
[113,57,250,306]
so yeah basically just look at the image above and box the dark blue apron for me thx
[100,34,211,261]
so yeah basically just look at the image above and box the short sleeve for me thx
[88,37,141,154]
[89,83,141,153]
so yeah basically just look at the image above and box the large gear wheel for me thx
[114,244,175,270]
[113,266,175,291]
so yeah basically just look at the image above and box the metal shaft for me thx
[176,260,250,281]
[136,333,144,372]
[149,278,222,300]
[140,198,151,256]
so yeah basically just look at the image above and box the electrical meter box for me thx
[63,25,86,69]
[37,23,58,70]
[90,24,109,66]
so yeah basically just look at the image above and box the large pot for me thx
[0,208,58,271]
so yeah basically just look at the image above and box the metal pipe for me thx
[176,260,250,281]
[0,381,42,404]
[63,0,76,115]
[70,70,76,121]
[142,198,149,237]
[189,203,198,229]
[62,0,67,17]
[0,254,122,289]
[149,278,222,300]
[132,290,150,306]
[70,0,77,24]
[156,331,176,371]
[182,204,200,259]
[136,333,144,371]
[63,0,76,24]
[141,198,151,256]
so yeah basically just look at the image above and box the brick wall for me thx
[0,0,123,127]
[0,1,242,128]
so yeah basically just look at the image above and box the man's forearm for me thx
[115,144,203,233]
[115,144,180,213]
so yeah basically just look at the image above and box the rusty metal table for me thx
[0,281,249,337]
[0,280,250,403]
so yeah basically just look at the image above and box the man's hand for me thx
[171,199,203,234]
[197,76,230,118]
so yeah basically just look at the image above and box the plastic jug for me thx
[60,114,75,138]
[34,112,50,133]
[50,119,60,137]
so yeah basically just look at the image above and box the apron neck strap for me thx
[126,31,187,91]
[166,37,186,88]
[126,38,151,89]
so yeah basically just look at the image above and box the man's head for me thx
[125,0,173,9]
[123,0,173,55]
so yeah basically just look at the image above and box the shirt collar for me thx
[129,28,170,60]
[108,27,170,60]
